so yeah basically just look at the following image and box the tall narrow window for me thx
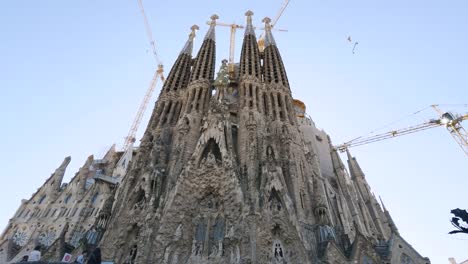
[64,194,72,204]
[38,195,46,205]
[263,93,269,115]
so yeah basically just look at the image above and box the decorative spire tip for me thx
[210,14,219,23]
[205,15,218,40]
[191,25,200,32]
[262,17,272,24]
[245,10,254,17]
[189,25,199,40]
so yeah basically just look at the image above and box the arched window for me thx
[91,193,99,204]
[38,195,46,205]
[64,194,72,204]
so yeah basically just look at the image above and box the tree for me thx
[449,208,468,235]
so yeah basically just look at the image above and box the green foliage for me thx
[449,208,468,235]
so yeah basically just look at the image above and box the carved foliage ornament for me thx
[38,230,56,247]
[12,230,28,246]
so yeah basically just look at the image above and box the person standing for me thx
[76,250,87,264]
[86,247,101,264]
[28,246,41,262]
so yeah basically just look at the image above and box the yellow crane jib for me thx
[336,104,468,156]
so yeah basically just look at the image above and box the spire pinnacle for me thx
[244,10,255,36]
[190,25,199,40]
[262,17,276,47]
[49,156,71,193]
[347,148,366,180]
[379,196,399,234]
[205,14,218,41]
[180,25,199,55]
[379,196,387,211]
[346,148,353,162]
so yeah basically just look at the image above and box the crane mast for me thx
[206,21,244,74]
[272,0,291,27]
[258,0,290,51]
[208,13,287,75]
[122,0,165,152]
[432,105,468,156]
[122,64,164,151]
[137,0,161,65]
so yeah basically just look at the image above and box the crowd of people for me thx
[18,247,102,264]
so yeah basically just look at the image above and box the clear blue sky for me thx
[1,1,467,263]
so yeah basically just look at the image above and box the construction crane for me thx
[258,0,291,51]
[206,20,244,74]
[122,0,165,152]
[336,104,468,156]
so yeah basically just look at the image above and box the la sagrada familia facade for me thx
[1,11,431,264]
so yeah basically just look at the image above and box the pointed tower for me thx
[98,20,218,261]
[180,15,217,116]
[169,15,218,180]
[261,17,296,124]
[76,155,94,201]
[236,11,264,209]
[96,11,429,264]
[379,196,399,235]
[142,25,198,137]
[329,147,367,236]
[239,11,262,80]
[347,149,388,239]
[48,156,71,200]
[125,26,200,209]
[262,18,290,88]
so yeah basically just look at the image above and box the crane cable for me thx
[137,0,162,66]
[121,0,164,152]
[340,104,468,154]
[345,105,433,145]
[258,0,290,40]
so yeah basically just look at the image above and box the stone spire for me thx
[346,149,366,180]
[312,177,330,226]
[244,10,255,36]
[189,15,217,82]
[379,196,399,235]
[329,147,369,235]
[239,10,261,79]
[262,17,289,88]
[49,156,71,194]
[141,25,201,136]
[77,155,94,200]
[262,17,276,47]
[347,149,371,201]
[181,25,198,55]
[162,25,199,93]
[346,149,388,238]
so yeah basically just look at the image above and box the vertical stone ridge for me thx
[49,156,71,194]
[190,15,217,82]
[239,10,261,79]
[139,26,201,144]
[262,17,290,89]
[163,25,198,93]
[346,149,389,239]
[380,196,400,235]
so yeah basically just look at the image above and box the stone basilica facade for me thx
[1,11,430,264]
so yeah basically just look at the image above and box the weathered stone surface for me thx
[1,12,430,264]
[0,147,121,263]
[97,12,430,264]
